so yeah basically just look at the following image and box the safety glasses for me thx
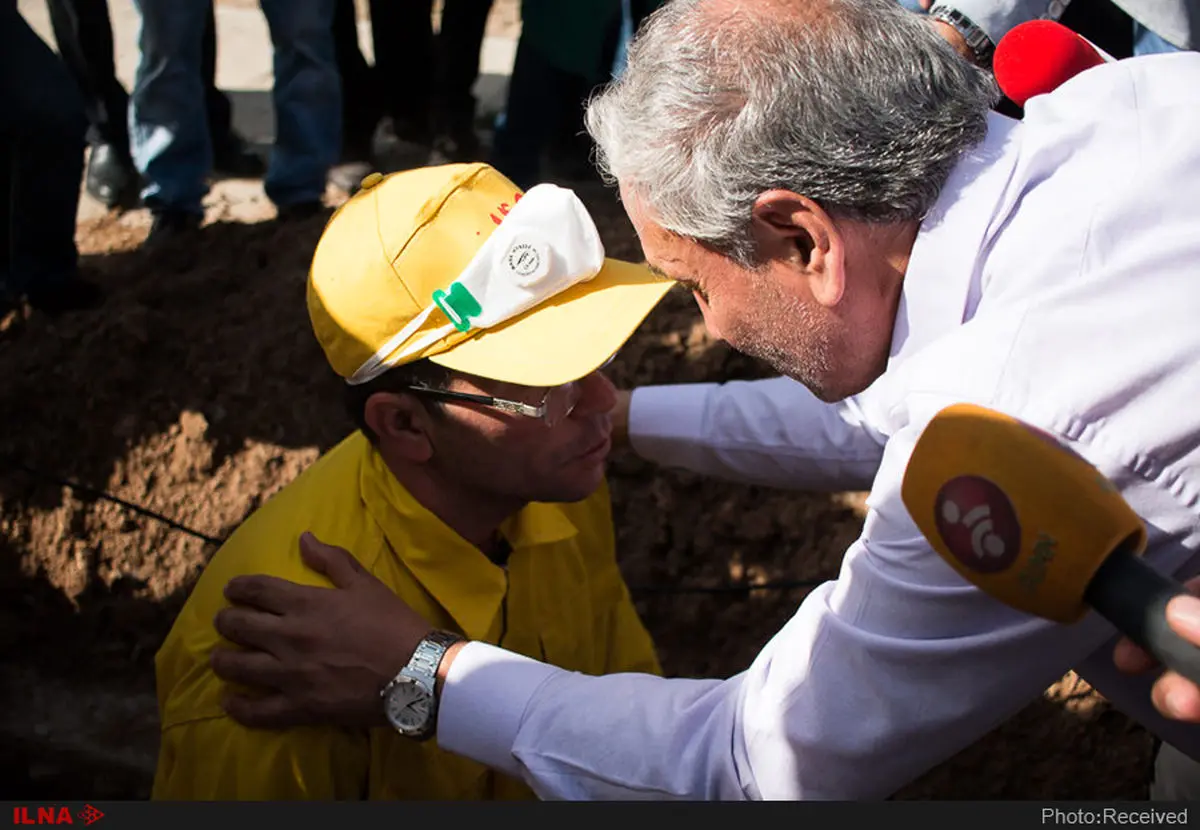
[403,356,615,427]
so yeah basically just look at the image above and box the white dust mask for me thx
[348,183,606,385]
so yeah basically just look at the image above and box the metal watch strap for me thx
[928,5,995,69]
[403,630,462,684]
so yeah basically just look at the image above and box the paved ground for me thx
[17,0,519,223]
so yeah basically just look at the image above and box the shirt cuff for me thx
[628,383,717,469]
[436,641,561,778]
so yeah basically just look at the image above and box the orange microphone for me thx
[902,403,1200,684]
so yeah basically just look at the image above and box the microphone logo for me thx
[933,475,1022,573]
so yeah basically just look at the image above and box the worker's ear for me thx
[364,393,435,462]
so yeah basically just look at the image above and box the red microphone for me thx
[993,20,1109,107]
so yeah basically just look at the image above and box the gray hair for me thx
[585,0,1000,265]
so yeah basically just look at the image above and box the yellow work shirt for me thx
[152,431,661,800]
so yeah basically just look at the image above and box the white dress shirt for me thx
[437,53,1200,799]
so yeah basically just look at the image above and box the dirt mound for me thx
[0,186,1153,800]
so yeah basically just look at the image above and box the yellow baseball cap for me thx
[307,163,673,388]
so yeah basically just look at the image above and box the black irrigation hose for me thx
[6,457,225,546]
[4,459,829,597]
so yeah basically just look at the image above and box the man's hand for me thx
[209,532,436,729]
[1113,576,1200,722]
[930,19,976,63]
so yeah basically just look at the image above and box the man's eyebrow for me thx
[646,262,701,293]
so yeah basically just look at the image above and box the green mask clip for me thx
[432,282,483,333]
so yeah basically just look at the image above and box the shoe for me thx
[144,210,202,248]
[275,201,326,222]
[391,115,433,147]
[328,161,374,196]
[385,116,433,171]
[330,128,379,195]
[429,127,480,164]
[85,143,139,210]
[25,275,105,316]
[212,132,265,178]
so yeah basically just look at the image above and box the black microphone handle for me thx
[1084,544,1200,687]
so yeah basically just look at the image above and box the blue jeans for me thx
[1132,22,1184,55]
[611,0,635,77]
[130,0,341,214]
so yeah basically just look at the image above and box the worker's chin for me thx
[541,463,609,504]
[570,468,609,501]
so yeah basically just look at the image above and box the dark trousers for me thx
[435,0,495,135]
[0,3,86,297]
[489,37,592,190]
[44,0,234,157]
[332,0,379,148]
[333,0,493,144]
[490,6,633,190]
[1059,0,1136,59]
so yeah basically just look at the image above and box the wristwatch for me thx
[928,4,996,69]
[380,630,463,741]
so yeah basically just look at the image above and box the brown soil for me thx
[0,173,1154,800]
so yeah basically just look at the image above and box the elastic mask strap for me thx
[348,304,449,386]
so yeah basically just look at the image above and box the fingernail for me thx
[1164,686,1189,718]
[1169,595,1200,632]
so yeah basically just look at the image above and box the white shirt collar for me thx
[887,111,1024,368]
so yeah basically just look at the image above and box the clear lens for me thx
[543,382,581,426]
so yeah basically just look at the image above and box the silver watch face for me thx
[385,678,433,733]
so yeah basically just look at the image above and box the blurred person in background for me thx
[45,0,262,212]
[331,0,494,192]
[489,0,663,190]
[2,1,102,315]
[130,0,341,244]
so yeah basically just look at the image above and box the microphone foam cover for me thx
[994,20,1106,107]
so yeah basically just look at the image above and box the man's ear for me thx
[751,190,846,308]
[364,393,435,462]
